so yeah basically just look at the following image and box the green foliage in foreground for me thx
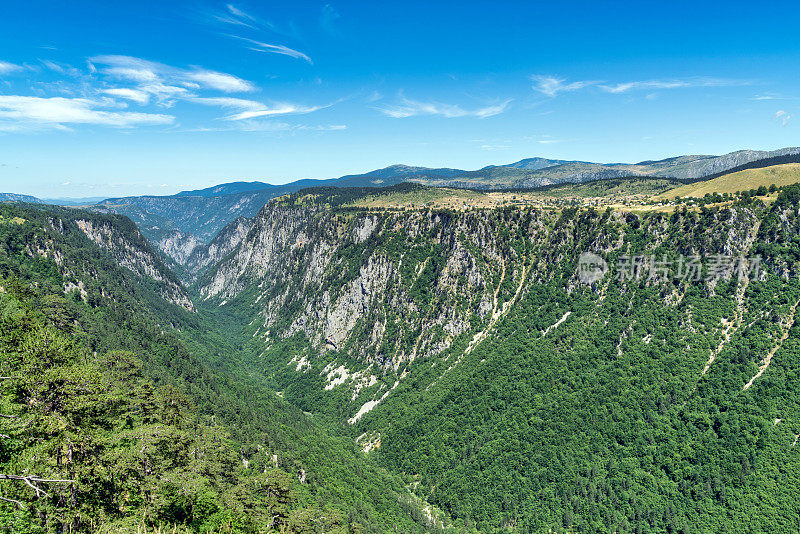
[0,204,433,533]
[0,283,296,532]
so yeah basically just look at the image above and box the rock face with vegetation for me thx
[195,186,800,532]
[73,215,194,311]
[92,149,800,270]
[200,202,529,370]
[0,203,437,533]
[6,179,800,532]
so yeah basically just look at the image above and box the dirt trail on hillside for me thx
[743,298,800,390]
[701,220,761,376]
[465,258,527,356]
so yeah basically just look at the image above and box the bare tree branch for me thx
[0,495,25,509]
[0,474,74,499]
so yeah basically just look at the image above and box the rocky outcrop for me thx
[158,230,201,265]
[193,196,785,426]
[186,216,254,274]
[75,218,194,311]
[198,204,535,369]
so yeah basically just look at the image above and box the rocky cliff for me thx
[195,190,799,432]
[73,216,194,311]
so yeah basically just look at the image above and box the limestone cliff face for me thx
[158,230,202,265]
[198,204,539,368]
[75,218,194,311]
[186,216,254,273]
[196,198,773,425]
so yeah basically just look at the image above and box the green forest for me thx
[0,204,434,533]
[203,187,800,533]
[4,185,800,532]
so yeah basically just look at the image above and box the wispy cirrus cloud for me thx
[753,93,794,101]
[532,74,750,97]
[40,60,82,78]
[0,95,174,132]
[598,78,748,94]
[91,55,255,94]
[232,36,312,64]
[210,4,259,30]
[531,75,598,97]
[776,110,792,126]
[189,96,324,120]
[207,4,310,62]
[378,96,512,119]
[102,88,151,105]
[2,53,331,134]
[0,60,23,75]
[226,4,257,22]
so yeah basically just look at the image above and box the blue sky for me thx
[1,0,799,198]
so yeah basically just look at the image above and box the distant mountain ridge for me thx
[0,192,43,203]
[8,147,800,271]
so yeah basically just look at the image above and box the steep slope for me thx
[0,202,439,533]
[0,204,193,312]
[94,148,800,265]
[97,189,278,243]
[195,186,800,532]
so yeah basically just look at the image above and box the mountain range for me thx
[71,146,789,245]
[4,146,800,278]
[5,155,800,531]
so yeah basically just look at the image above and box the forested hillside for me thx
[0,204,435,533]
[6,183,800,532]
[196,186,800,532]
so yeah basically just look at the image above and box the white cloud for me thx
[189,97,325,121]
[189,96,264,110]
[531,75,597,97]
[0,61,23,75]
[227,104,323,121]
[599,78,746,94]
[379,97,511,118]
[184,70,255,92]
[310,124,346,131]
[190,119,338,133]
[91,55,255,93]
[232,37,312,64]
[776,110,791,126]
[227,4,256,21]
[4,54,337,133]
[102,88,150,105]
[211,4,260,29]
[0,95,174,130]
[531,75,749,97]
[139,83,191,104]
